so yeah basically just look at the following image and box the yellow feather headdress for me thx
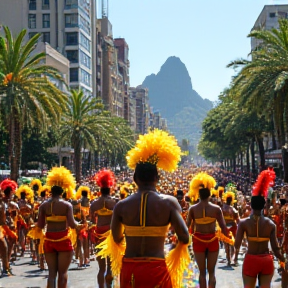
[38,185,51,197]
[76,186,91,200]
[63,186,76,200]
[30,179,42,192]
[211,188,219,198]
[46,166,76,190]
[120,184,129,198]
[16,185,34,203]
[126,129,181,172]
[188,172,216,202]
[222,191,237,204]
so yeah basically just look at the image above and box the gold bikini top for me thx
[46,201,67,222]
[95,200,113,216]
[194,209,216,225]
[247,215,269,242]
[124,192,169,237]
[224,215,234,222]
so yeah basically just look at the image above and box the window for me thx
[28,14,36,29]
[65,14,78,27]
[42,14,50,28]
[43,32,50,43]
[70,68,79,82]
[29,32,37,39]
[66,50,78,63]
[270,12,276,18]
[29,0,36,10]
[80,33,90,51]
[80,50,91,69]
[65,0,78,9]
[66,32,78,45]
[79,15,90,34]
[42,0,50,9]
[80,69,91,86]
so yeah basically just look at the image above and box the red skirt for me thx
[44,230,73,253]
[192,232,219,253]
[243,253,274,277]
[227,225,237,238]
[120,258,172,288]
[91,225,110,245]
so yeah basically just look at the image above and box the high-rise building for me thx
[0,0,97,95]
[114,38,130,122]
[129,86,149,134]
[251,5,288,51]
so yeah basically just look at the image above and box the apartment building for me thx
[129,86,150,134]
[0,0,97,95]
[251,4,288,51]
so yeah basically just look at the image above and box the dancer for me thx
[97,129,190,288]
[234,168,286,288]
[222,190,239,266]
[75,185,91,268]
[187,172,228,288]
[36,166,83,288]
[90,170,116,288]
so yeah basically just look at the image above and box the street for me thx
[0,248,282,288]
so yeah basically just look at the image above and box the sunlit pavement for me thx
[0,248,281,288]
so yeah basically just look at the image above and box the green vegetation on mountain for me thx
[142,56,212,146]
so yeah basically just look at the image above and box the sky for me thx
[106,0,286,102]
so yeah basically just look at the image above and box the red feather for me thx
[94,170,115,188]
[0,179,18,193]
[252,168,276,197]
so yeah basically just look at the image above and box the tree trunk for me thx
[240,151,243,171]
[256,135,265,171]
[233,157,236,173]
[283,147,288,182]
[251,138,256,176]
[9,108,21,181]
[74,136,82,184]
[271,114,277,150]
[246,144,250,173]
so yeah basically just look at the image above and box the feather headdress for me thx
[120,184,129,198]
[30,179,42,192]
[94,170,115,188]
[38,185,51,197]
[222,191,236,204]
[46,166,76,190]
[76,186,91,200]
[252,168,276,198]
[188,172,216,202]
[16,185,34,203]
[211,188,219,198]
[0,179,18,193]
[64,186,76,200]
[126,129,181,172]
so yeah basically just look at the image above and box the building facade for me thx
[129,86,150,134]
[0,0,97,95]
[251,5,288,51]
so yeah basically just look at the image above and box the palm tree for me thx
[60,89,135,182]
[227,18,288,181]
[0,26,68,180]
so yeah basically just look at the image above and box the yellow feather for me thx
[188,172,216,201]
[46,166,76,190]
[76,186,91,199]
[126,129,181,172]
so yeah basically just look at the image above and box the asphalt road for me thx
[0,248,282,288]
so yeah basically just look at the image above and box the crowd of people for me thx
[1,129,288,288]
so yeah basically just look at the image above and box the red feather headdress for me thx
[94,170,115,188]
[252,168,276,198]
[0,179,18,193]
